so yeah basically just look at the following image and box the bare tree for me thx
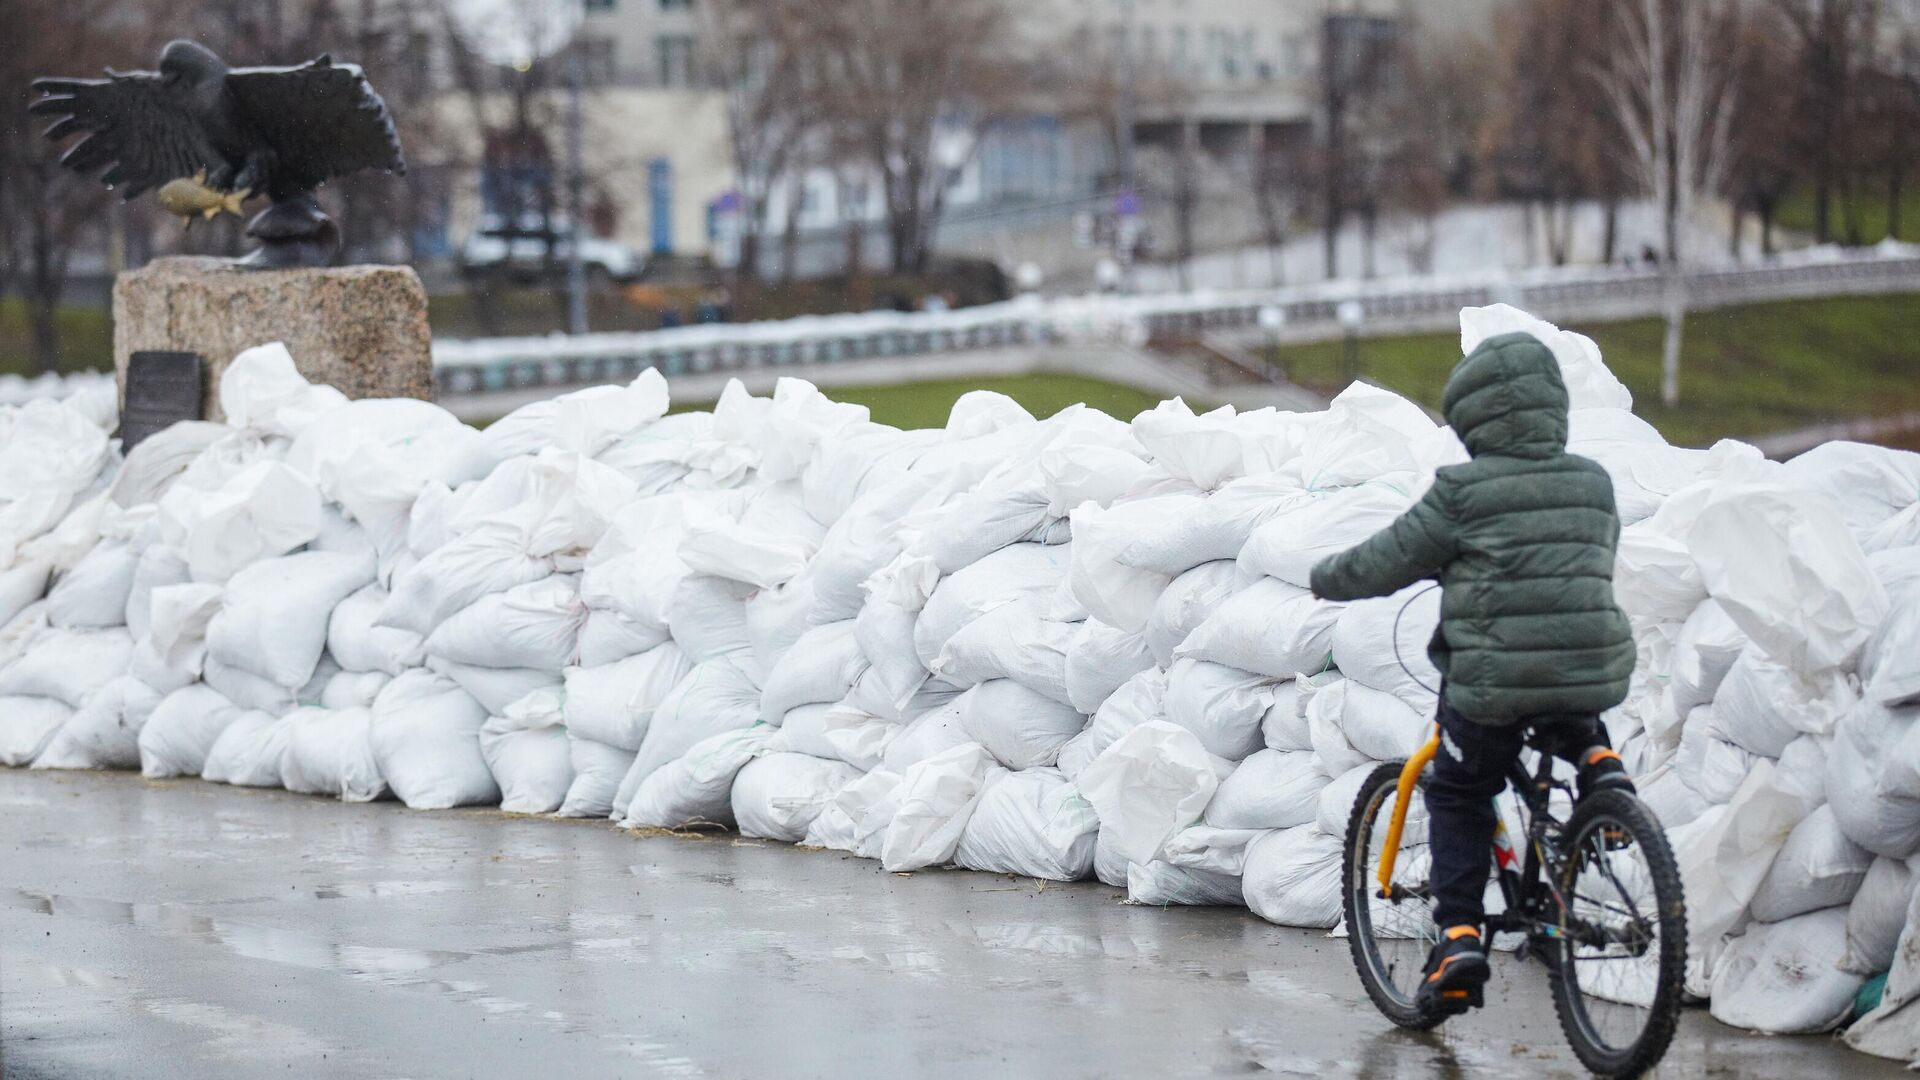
[1317,7,1400,280]
[1772,0,1881,244]
[697,0,811,281]
[791,0,1025,274]
[1726,11,1802,258]
[1596,0,1741,407]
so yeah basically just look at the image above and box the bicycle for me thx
[1340,722,1688,1079]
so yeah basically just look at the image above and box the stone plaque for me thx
[120,350,204,450]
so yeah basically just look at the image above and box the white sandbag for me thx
[484,370,670,461]
[1844,856,1915,975]
[201,711,291,788]
[1118,473,1303,577]
[200,656,297,714]
[807,474,937,621]
[1127,861,1244,906]
[327,585,424,675]
[138,683,245,778]
[913,542,1071,668]
[956,678,1086,770]
[368,670,498,810]
[1063,618,1154,714]
[1845,882,1920,1060]
[555,736,633,818]
[775,703,898,771]
[425,657,560,716]
[0,695,73,767]
[1076,720,1223,865]
[45,540,136,628]
[625,654,761,786]
[881,742,997,870]
[561,644,696,751]
[1460,304,1632,411]
[1057,667,1166,780]
[0,626,133,707]
[1678,753,1824,972]
[1329,585,1441,710]
[479,687,575,814]
[624,726,778,829]
[1711,647,1855,755]
[666,574,756,663]
[1241,825,1344,928]
[1778,441,1920,552]
[1161,824,1266,877]
[759,621,867,724]
[1238,478,1418,588]
[1316,763,1377,838]
[1161,659,1278,762]
[1749,805,1873,923]
[1827,701,1920,858]
[1710,908,1864,1034]
[1862,590,1920,709]
[730,752,861,842]
[426,574,585,671]
[157,460,323,584]
[0,560,51,630]
[378,522,554,637]
[1668,599,1746,717]
[1675,711,1764,806]
[1638,765,1713,830]
[577,609,665,667]
[1203,749,1328,830]
[318,670,388,712]
[1340,681,1431,763]
[1689,483,1888,672]
[1261,680,1311,752]
[278,706,386,802]
[805,765,906,858]
[217,342,349,439]
[679,498,817,590]
[1067,495,1196,632]
[1613,525,1707,621]
[1143,560,1242,667]
[1093,828,1130,887]
[932,595,1074,704]
[953,767,1099,881]
[206,550,374,688]
[1174,577,1342,680]
[880,695,972,772]
[31,676,161,770]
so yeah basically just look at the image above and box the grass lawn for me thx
[1777,177,1920,246]
[0,299,115,377]
[672,373,1167,430]
[1266,293,1920,446]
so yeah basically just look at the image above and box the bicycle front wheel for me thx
[1341,760,1444,1029]
[1548,788,1687,1079]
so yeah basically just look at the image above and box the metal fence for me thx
[433,252,1920,398]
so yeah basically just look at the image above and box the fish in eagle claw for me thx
[156,171,248,228]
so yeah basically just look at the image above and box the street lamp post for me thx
[1337,298,1365,384]
[565,43,588,336]
[1257,304,1287,383]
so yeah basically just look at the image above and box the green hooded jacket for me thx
[1308,331,1635,725]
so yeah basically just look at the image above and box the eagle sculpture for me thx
[30,40,406,268]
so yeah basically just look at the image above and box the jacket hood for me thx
[1442,331,1569,459]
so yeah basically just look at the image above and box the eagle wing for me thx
[224,56,406,191]
[29,71,220,198]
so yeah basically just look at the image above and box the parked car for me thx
[459,214,645,284]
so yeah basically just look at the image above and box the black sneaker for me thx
[1416,926,1490,1017]
[1576,747,1635,800]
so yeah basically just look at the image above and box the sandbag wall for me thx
[2,306,1919,1061]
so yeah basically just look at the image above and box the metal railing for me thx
[432,250,1920,398]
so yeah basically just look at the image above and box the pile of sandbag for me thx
[4,305,1920,1064]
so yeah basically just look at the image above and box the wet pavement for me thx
[0,768,1896,1079]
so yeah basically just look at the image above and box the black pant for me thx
[1426,693,1610,931]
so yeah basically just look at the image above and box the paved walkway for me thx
[0,769,1898,1079]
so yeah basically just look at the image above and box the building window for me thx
[656,34,696,87]
[658,0,691,9]
[585,0,616,11]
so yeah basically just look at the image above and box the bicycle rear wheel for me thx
[1341,761,1444,1029]
[1548,788,1687,1079]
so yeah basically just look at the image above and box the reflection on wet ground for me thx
[0,769,1902,1079]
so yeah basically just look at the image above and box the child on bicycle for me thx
[1309,331,1637,1018]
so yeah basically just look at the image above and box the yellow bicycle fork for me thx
[1376,724,1441,899]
